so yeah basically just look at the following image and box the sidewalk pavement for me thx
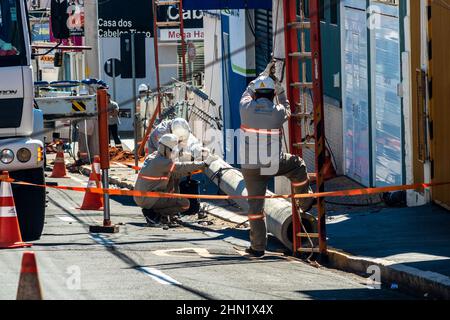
[327,204,450,299]
[78,163,450,299]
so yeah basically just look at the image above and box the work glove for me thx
[274,78,285,96]
[178,151,193,162]
[248,79,257,95]
[191,144,210,161]
[261,60,276,78]
[204,154,219,166]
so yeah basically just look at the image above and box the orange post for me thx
[89,90,119,234]
[97,89,110,170]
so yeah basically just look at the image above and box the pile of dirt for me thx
[109,147,145,162]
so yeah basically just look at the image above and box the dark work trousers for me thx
[109,124,122,147]
[241,153,313,252]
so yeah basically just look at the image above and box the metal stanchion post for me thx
[131,33,139,173]
[89,88,119,233]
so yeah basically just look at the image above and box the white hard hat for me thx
[158,134,179,150]
[254,75,275,91]
[138,84,149,92]
[171,118,190,142]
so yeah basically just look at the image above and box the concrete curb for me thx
[327,248,450,300]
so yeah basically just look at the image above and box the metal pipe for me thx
[131,33,139,173]
[96,89,111,226]
[204,158,317,250]
[102,169,111,224]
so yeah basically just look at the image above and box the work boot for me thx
[296,187,316,212]
[167,216,182,228]
[160,215,180,228]
[171,215,183,224]
[244,247,265,258]
[145,216,162,228]
[142,209,161,227]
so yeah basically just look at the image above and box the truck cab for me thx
[1,0,45,241]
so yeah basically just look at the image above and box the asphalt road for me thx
[0,172,414,300]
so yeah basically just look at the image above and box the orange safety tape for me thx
[111,162,142,171]
[139,175,169,181]
[5,179,450,201]
[112,162,203,175]
[241,125,282,135]
[291,180,309,188]
[248,214,265,221]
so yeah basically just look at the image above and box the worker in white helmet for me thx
[136,84,151,141]
[134,134,218,227]
[147,117,208,160]
[139,84,149,93]
[239,61,314,257]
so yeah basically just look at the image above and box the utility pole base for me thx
[89,225,119,234]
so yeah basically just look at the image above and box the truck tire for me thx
[10,168,46,241]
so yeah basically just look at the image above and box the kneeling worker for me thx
[134,134,218,227]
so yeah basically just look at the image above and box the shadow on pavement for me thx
[328,204,450,277]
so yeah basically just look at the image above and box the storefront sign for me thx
[98,0,203,38]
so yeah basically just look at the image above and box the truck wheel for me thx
[10,168,46,241]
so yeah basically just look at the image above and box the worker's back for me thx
[239,89,289,170]
[148,120,172,153]
[134,152,175,208]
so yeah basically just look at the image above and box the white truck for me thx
[0,0,46,240]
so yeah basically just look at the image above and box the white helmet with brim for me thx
[254,75,275,92]
[171,118,191,143]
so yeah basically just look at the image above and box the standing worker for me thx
[107,93,122,150]
[134,134,218,227]
[77,118,99,164]
[239,61,314,258]
[137,84,151,140]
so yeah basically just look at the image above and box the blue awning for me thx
[182,0,272,10]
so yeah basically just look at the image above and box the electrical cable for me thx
[324,198,384,207]
[32,39,63,57]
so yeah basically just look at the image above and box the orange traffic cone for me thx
[16,251,43,300]
[50,143,67,178]
[79,156,103,210]
[0,172,32,249]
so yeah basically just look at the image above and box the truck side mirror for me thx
[50,0,70,40]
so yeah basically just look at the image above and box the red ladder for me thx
[283,0,327,257]
[138,0,188,156]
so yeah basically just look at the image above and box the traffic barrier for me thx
[0,172,32,249]
[78,156,103,210]
[16,251,43,300]
[50,144,67,178]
